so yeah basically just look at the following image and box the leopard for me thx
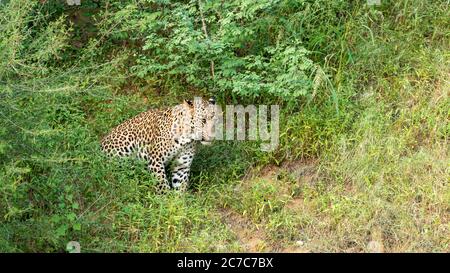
[100,97,217,193]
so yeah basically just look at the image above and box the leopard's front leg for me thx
[171,143,195,192]
[142,146,171,194]
[148,159,171,194]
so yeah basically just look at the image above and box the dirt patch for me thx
[285,197,304,211]
[219,208,269,252]
[246,159,318,183]
[219,160,318,253]
[282,160,318,184]
[219,207,311,252]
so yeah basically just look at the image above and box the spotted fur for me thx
[101,97,217,193]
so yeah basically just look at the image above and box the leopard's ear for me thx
[208,97,216,104]
[184,99,193,106]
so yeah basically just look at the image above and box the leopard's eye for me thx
[202,118,206,123]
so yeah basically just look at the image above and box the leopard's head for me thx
[184,97,218,145]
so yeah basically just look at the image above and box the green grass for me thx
[1,0,449,252]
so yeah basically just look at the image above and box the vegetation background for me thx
[0,0,448,252]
